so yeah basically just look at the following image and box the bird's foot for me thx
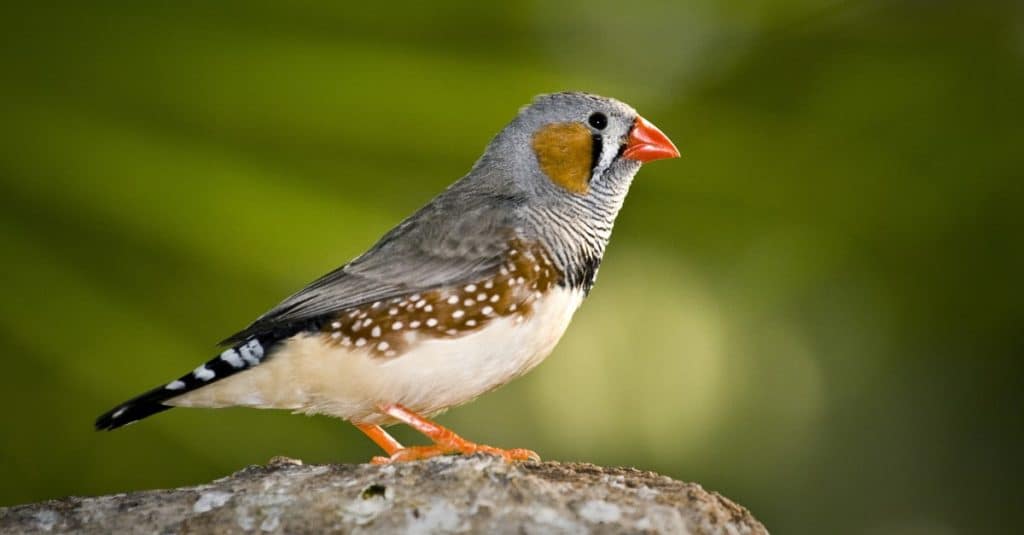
[365,403,540,464]
[370,439,539,465]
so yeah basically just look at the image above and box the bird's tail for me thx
[94,337,271,430]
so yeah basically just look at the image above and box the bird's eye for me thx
[588,112,608,130]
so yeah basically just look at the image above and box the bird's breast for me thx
[348,285,585,422]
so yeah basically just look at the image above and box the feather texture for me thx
[222,182,526,345]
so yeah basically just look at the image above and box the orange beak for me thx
[622,116,680,163]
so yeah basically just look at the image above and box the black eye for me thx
[588,112,607,130]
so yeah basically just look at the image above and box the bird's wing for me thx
[221,189,522,345]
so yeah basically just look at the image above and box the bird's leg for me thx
[355,423,405,463]
[369,403,540,464]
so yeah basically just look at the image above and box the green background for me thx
[2,1,1021,533]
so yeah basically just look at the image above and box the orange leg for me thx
[355,423,404,462]
[367,403,540,464]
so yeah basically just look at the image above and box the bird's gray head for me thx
[466,92,679,290]
[474,92,677,200]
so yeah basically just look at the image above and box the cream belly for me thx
[168,287,584,424]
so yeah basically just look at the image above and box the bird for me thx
[95,91,679,464]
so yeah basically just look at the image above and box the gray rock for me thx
[0,455,767,534]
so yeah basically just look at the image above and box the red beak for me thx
[622,116,680,163]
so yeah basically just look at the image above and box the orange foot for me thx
[355,404,541,465]
[370,442,540,465]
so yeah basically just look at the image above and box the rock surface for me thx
[0,455,767,534]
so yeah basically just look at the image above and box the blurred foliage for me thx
[1,1,1022,533]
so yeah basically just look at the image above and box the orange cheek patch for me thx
[531,122,593,194]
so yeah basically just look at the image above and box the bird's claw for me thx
[472,444,541,463]
[369,442,540,464]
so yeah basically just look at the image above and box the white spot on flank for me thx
[371,301,381,308]
[500,267,509,276]
[465,319,477,327]
[392,321,403,330]
[415,299,426,308]
[452,309,465,319]
[447,295,459,305]
[371,326,382,337]
[426,318,438,327]
[410,294,421,301]
[516,276,525,284]
[342,336,352,346]
[389,308,398,315]
[166,380,186,390]
[484,281,493,289]
[482,306,494,315]
[425,304,433,312]
[477,293,486,301]
[331,332,341,339]
[193,365,215,381]
[509,304,518,312]
[490,295,500,303]
[377,341,390,351]
[331,321,341,329]
[410,320,421,328]
[446,328,458,335]
[220,349,244,368]
[464,299,475,307]
[355,338,366,347]
[362,318,373,327]
[464,284,477,292]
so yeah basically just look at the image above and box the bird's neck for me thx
[523,164,639,294]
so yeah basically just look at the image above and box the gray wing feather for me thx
[222,181,524,344]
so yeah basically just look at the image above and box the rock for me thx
[0,455,767,534]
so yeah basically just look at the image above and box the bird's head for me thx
[476,92,678,203]
[455,92,678,290]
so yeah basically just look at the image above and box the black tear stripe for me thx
[614,118,635,161]
[590,133,603,180]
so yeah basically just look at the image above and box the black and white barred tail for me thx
[94,337,271,430]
